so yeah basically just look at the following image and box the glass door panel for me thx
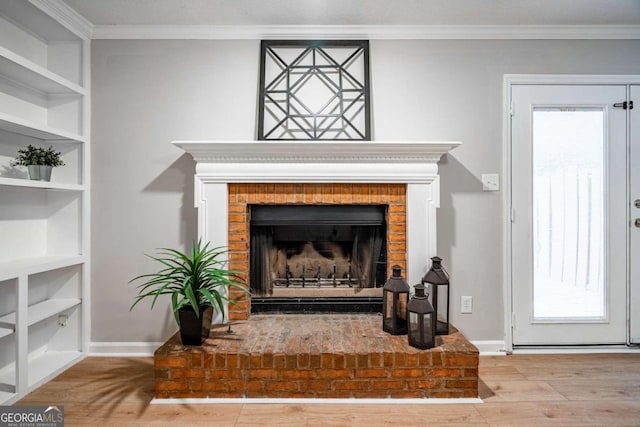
[532,109,605,320]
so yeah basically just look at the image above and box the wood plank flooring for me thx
[15,353,640,426]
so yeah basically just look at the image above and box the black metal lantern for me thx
[382,265,410,335]
[421,256,450,335]
[407,283,435,349]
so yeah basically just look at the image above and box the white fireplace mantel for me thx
[173,140,460,184]
[174,140,461,295]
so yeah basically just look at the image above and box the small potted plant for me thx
[129,240,249,345]
[11,144,65,181]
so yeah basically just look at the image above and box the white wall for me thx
[91,38,640,345]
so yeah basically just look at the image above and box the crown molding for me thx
[30,0,94,40]
[91,24,640,40]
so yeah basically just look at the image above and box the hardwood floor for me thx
[16,354,640,426]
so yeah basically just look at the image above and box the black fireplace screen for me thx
[250,205,386,297]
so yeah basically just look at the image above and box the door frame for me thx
[503,74,640,351]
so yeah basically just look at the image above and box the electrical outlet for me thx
[461,296,473,314]
[481,173,500,191]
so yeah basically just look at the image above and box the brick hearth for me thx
[154,314,479,399]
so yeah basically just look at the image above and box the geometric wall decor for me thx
[258,40,371,140]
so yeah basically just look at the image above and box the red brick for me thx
[265,381,299,392]
[208,369,243,379]
[298,353,310,369]
[406,379,441,389]
[443,353,479,367]
[354,369,389,379]
[463,389,479,398]
[405,352,419,367]
[155,380,189,392]
[155,356,188,369]
[281,370,316,380]
[391,368,426,378]
[463,368,479,378]
[321,353,333,368]
[246,369,279,380]
[370,380,404,390]
[430,368,462,378]
[154,369,170,380]
[446,379,478,389]
[201,381,230,392]
[317,369,352,380]
[334,380,370,391]
[170,369,206,380]
[299,380,332,390]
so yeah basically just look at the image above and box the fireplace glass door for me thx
[250,205,387,313]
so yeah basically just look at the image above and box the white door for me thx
[631,85,640,344]
[511,84,628,345]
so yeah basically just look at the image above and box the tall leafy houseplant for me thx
[129,240,248,345]
[12,144,65,181]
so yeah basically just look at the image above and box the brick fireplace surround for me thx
[157,141,479,401]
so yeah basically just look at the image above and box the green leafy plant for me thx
[11,145,65,167]
[129,240,248,324]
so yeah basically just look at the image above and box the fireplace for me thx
[250,204,387,313]
[173,140,461,320]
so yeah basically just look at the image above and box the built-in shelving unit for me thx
[0,0,90,405]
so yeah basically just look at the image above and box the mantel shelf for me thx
[173,140,461,163]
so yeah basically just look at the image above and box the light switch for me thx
[482,173,500,191]
[461,296,473,314]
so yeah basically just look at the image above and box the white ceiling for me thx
[61,0,640,26]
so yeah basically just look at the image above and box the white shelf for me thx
[0,47,85,95]
[0,298,80,329]
[0,255,84,282]
[0,111,85,143]
[0,0,88,406]
[0,177,84,192]
[0,390,16,405]
[0,351,82,404]
[27,350,83,389]
[0,1,82,43]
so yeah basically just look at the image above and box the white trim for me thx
[472,340,508,356]
[512,345,640,354]
[174,141,461,163]
[91,24,640,40]
[152,397,483,405]
[504,74,640,86]
[30,0,94,40]
[502,77,514,352]
[89,341,164,357]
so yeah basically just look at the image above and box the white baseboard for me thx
[152,397,483,405]
[471,340,508,356]
[89,341,163,357]
[512,345,640,354]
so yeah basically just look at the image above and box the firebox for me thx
[250,204,387,313]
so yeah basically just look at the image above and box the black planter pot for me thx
[177,304,214,345]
